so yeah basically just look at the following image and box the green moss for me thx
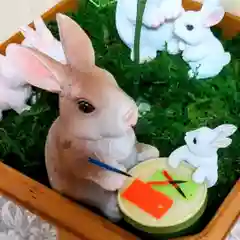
[0,2,239,238]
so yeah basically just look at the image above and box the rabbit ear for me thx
[20,25,36,44]
[6,44,64,93]
[201,6,225,27]
[20,18,54,47]
[56,13,95,71]
[214,124,238,137]
[34,17,54,41]
[212,137,232,148]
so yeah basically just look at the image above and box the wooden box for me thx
[0,0,239,239]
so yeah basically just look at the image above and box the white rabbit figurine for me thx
[173,0,231,79]
[0,51,32,120]
[168,124,237,188]
[20,17,66,64]
[0,17,66,120]
[116,0,184,63]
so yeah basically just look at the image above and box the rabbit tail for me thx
[223,52,231,66]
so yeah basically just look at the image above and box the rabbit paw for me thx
[130,48,157,63]
[206,178,217,188]
[168,157,180,169]
[102,194,122,222]
[143,10,165,29]
[167,39,180,55]
[151,16,165,28]
[207,179,217,188]
[112,175,127,190]
[161,1,183,20]
[206,172,218,188]
[136,143,159,162]
[192,168,206,184]
[89,165,127,191]
[105,165,127,191]
[151,22,162,29]
[179,42,186,51]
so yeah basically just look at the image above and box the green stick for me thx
[133,0,147,64]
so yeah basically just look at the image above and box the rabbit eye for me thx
[186,24,194,31]
[193,138,197,144]
[77,100,95,114]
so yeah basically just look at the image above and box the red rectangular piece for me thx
[121,179,173,219]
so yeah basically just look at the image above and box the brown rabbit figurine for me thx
[6,13,159,221]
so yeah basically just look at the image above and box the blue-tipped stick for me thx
[88,157,132,178]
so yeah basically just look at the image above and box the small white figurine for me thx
[0,17,66,120]
[168,124,237,188]
[20,17,66,64]
[0,51,32,120]
[116,0,184,63]
[173,0,231,79]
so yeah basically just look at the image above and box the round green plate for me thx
[118,158,208,236]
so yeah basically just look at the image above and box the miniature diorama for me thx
[0,0,239,239]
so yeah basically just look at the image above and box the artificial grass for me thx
[0,2,239,237]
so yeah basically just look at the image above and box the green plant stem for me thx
[134,0,147,64]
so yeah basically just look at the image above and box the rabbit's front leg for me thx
[104,165,128,190]
[168,145,189,168]
[182,45,208,63]
[88,162,128,192]
[192,167,207,184]
[179,41,186,51]
[182,50,200,62]
[167,37,181,55]
[136,142,160,162]
[0,111,2,121]
[123,0,164,28]
[142,6,165,28]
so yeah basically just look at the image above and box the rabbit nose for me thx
[124,108,138,127]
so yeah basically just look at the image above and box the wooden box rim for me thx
[0,0,239,239]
